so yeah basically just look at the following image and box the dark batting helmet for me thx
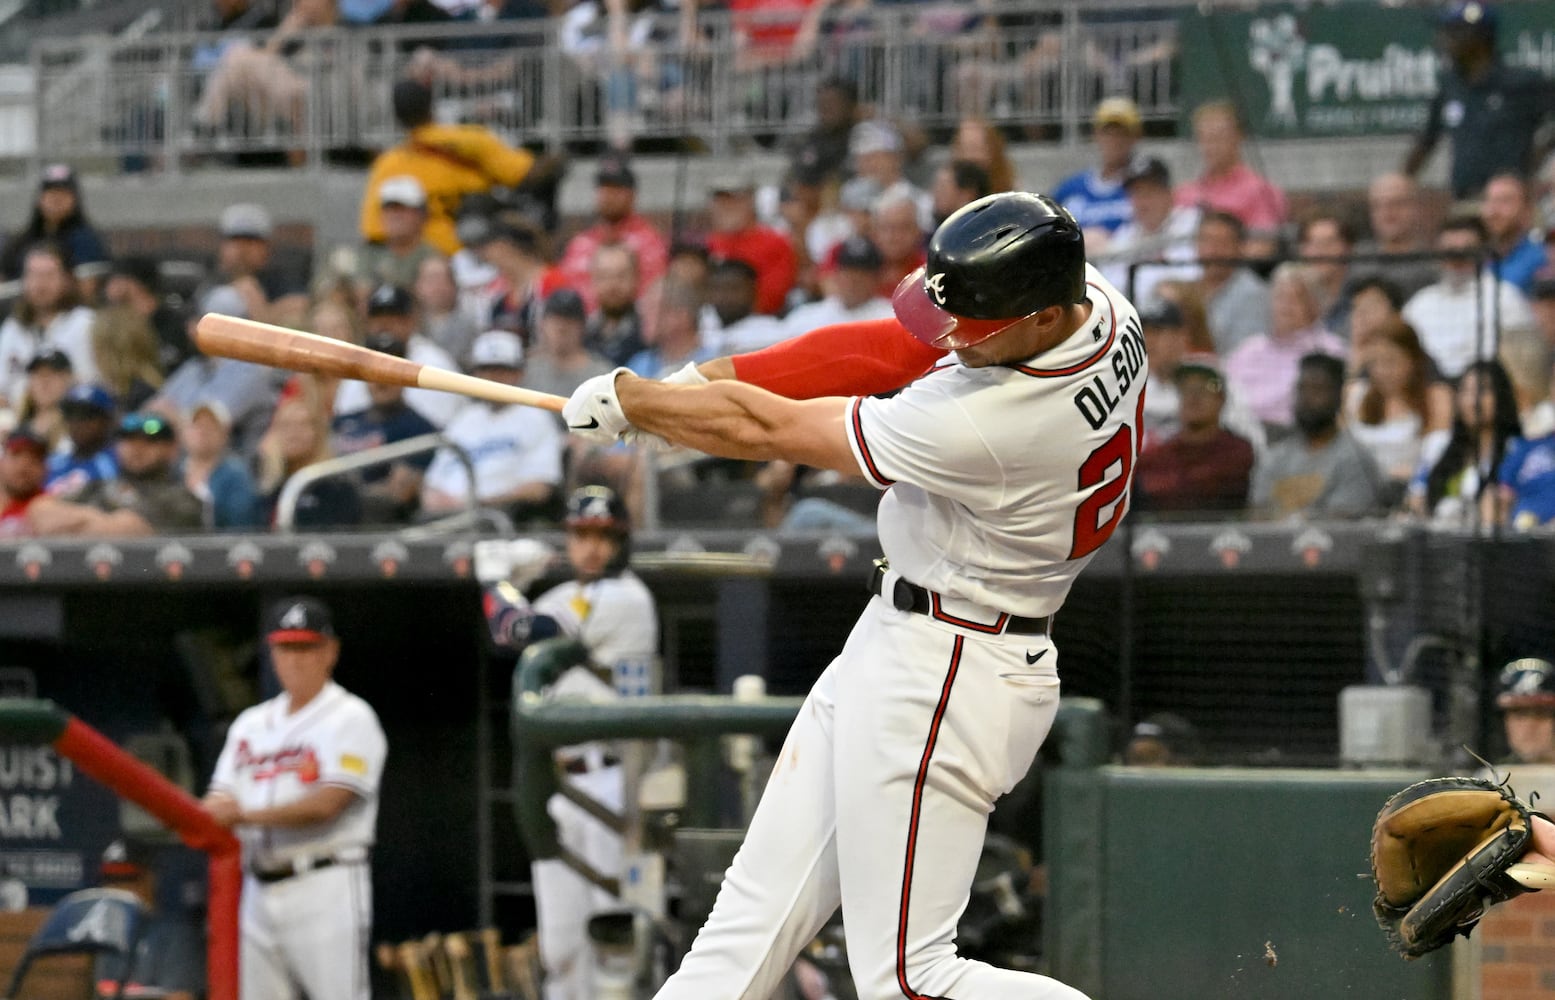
[893,191,1086,350]
[565,485,631,572]
[1497,657,1555,710]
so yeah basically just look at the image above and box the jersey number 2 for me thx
[1068,395,1145,560]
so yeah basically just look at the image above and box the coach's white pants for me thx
[534,762,625,1000]
[240,862,372,1000]
[655,598,1090,1000]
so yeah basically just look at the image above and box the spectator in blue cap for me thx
[45,383,118,496]
[1404,1,1555,199]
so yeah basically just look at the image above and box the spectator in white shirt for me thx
[1098,157,1200,306]
[1402,214,1537,380]
[0,242,97,410]
[420,330,563,522]
[782,236,894,337]
[333,283,463,427]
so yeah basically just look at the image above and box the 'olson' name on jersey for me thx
[1072,313,1146,431]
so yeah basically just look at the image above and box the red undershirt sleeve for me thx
[728,319,947,399]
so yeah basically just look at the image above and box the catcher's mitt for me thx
[1370,776,1555,958]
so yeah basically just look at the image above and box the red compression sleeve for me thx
[729,319,947,399]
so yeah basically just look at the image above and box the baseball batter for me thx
[565,192,1138,999]
[485,485,658,1000]
[202,597,387,1000]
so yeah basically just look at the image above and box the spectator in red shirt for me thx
[0,427,47,536]
[1135,355,1255,515]
[1175,100,1287,259]
[557,154,668,312]
[705,170,798,316]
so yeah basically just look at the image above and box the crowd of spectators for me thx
[3,0,1555,539]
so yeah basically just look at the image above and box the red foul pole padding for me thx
[54,715,241,1000]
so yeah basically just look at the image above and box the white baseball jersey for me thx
[422,401,564,504]
[209,681,387,868]
[848,264,1145,618]
[658,262,1137,1000]
[533,569,659,698]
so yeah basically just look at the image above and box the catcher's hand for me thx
[1369,776,1555,958]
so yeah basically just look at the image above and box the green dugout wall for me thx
[1044,766,1451,999]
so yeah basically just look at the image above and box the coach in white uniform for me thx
[567,192,1121,999]
[202,597,387,1000]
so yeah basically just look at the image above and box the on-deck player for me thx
[201,597,387,1000]
[483,484,659,1000]
[563,191,1140,1000]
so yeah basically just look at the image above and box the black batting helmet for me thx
[1497,657,1555,710]
[893,192,1086,350]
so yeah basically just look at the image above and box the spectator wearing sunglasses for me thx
[28,411,203,536]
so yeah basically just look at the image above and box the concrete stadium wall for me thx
[0,133,1446,261]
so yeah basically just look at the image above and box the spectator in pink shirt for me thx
[1224,262,1347,435]
[557,154,668,311]
[1175,100,1287,259]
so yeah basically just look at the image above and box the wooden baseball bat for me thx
[194,313,566,413]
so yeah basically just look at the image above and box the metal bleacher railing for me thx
[26,0,1183,169]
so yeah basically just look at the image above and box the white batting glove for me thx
[661,361,710,386]
[564,367,633,443]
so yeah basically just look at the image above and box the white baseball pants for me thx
[239,862,371,1000]
[655,598,1091,1000]
[533,762,625,1000]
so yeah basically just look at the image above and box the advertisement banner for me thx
[0,744,119,907]
[1178,2,1555,138]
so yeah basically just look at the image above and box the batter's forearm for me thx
[618,375,789,461]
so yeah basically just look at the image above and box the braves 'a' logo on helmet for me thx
[924,271,948,305]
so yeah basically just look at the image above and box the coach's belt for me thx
[251,850,368,884]
[868,561,1052,637]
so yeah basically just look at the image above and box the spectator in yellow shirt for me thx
[360,79,556,256]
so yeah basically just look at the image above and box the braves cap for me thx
[100,839,152,880]
[366,283,416,317]
[26,349,72,373]
[61,383,115,417]
[469,330,524,370]
[266,596,337,644]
